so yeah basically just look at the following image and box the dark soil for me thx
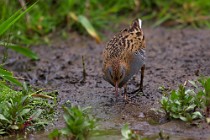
[3,26,210,139]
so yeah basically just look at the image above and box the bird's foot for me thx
[123,93,132,104]
[111,96,119,103]
[139,87,143,92]
[130,87,143,94]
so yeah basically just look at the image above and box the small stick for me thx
[31,88,57,99]
[82,56,87,82]
[183,81,187,86]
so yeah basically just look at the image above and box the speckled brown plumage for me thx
[102,19,146,98]
[104,20,145,62]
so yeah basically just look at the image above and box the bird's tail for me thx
[138,19,142,29]
[130,18,142,31]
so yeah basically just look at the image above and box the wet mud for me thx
[3,27,210,139]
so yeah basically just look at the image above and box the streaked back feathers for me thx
[103,18,146,64]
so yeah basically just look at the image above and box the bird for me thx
[102,18,146,99]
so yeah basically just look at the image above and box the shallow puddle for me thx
[2,129,209,140]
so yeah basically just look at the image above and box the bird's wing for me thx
[103,19,146,62]
[126,18,146,52]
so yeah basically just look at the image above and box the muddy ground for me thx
[3,26,210,139]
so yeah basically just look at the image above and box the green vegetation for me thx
[189,76,210,111]
[49,103,96,140]
[0,2,38,86]
[0,7,56,133]
[121,124,141,140]
[0,1,58,136]
[160,85,203,122]
[1,0,210,45]
[121,124,172,140]
[160,76,210,122]
[49,106,145,140]
[141,0,210,27]
[0,0,136,44]
[0,83,57,135]
[0,68,22,87]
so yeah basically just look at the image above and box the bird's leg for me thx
[129,65,145,94]
[139,65,145,92]
[123,84,128,100]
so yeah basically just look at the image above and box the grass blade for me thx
[0,67,12,76]
[30,109,42,120]
[152,14,171,28]
[1,75,22,86]
[78,15,101,43]
[70,12,101,43]
[0,2,37,36]
[0,42,38,60]
[0,67,22,86]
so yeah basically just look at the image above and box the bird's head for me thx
[103,60,126,96]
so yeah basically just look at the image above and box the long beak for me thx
[115,81,118,96]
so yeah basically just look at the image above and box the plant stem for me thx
[18,0,30,26]
[82,56,87,82]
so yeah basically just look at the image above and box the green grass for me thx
[1,0,209,45]
[0,1,38,86]
[0,2,57,135]
[0,82,57,135]
[0,0,136,45]
[141,0,210,28]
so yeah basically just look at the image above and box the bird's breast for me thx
[119,50,145,87]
